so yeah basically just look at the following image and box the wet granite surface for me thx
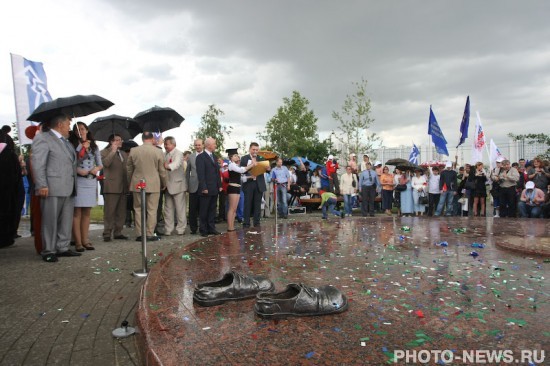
[136,217,549,365]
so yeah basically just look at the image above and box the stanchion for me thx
[274,181,278,226]
[133,179,148,277]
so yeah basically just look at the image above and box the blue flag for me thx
[428,106,449,156]
[11,53,53,144]
[456,96,470,148]
[409,143,420,165]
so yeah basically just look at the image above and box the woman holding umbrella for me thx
[69,122,103,251]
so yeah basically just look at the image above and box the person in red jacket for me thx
[326,154,340,194]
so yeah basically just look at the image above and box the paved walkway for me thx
[0,218,205,366]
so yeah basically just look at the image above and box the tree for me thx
[508,133,550,160]
[192,104,232,156]
[332,78,382,158]
[259,91,323,159]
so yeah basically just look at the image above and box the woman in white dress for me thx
[411,168,427,216]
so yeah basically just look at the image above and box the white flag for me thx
[11,53,52,144]
[471,111,486,163]
[489,139,504,169]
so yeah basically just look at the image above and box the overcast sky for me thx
[1,0,549,153]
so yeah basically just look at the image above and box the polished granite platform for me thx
[136,216,549,365]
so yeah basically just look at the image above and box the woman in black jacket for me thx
[469,162,488,216]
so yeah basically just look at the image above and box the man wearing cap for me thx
[518,181,544,218]
[434,161,458,216]
[162,136,187,235]
[497,159,519,218]
[271,158,291,218]
[320,191,345,219]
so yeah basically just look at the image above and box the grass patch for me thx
[91,206,104,223]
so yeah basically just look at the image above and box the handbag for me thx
[465,180,476,190]
[395,184,407,192]
[418,191,428,205]
[352,179,357,188]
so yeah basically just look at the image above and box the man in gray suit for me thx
[31,114,80,262]
[186,139,203,235]
[163,136,187,235]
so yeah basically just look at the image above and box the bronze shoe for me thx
[254,283,348,319]
[193,271,274,307]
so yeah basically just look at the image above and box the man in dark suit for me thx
[186,139,203,234]
[240,142,270,228]
[31,114,80,262]
[195,137,222,237]
[100,134,128,242]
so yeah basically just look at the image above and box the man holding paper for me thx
[240,142,270,228]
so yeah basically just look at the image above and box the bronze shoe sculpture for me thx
[254,283,348,318]
[193,271,275,307]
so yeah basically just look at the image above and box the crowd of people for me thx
[311,153,550,220]
[2,116,549,259]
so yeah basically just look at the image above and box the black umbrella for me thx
[89,114,142,142]
[121,140,138,152]
[396,162,424,171]
[27,95,114,123]
[386,158,409,166]
[134,106,184,133]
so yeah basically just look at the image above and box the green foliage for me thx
[508,133,550,160]
[332,78,382,157]
[295,138,331,164]
[193,104,232,156]
[235,140,248,155]
[259,91,322,158]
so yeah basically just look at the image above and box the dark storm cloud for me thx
[106,0,550,144]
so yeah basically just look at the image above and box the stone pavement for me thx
[1,214,548,365]
[0,218,205,366]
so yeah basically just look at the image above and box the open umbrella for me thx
[89,114,142,142]
[291,156,320,170]
[134,106,184,133]
[27,95,114,123]
[386,158,409,166]
[396,162,424,171]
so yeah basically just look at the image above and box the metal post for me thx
[274,181,278,226]
[133,179,148,277]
